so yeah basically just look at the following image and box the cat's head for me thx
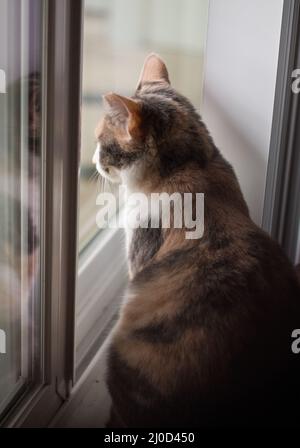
[93,54,213,190]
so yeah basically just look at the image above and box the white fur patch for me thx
[92,143,101,174]
[120,162,146,195]
[92,142,121,183]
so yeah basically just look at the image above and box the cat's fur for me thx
[94,55,300,427]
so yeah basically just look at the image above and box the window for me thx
[0,0,43,416]
[0,0,82,427]
[76,0,209,376]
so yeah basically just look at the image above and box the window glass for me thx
[79,0,209,251]
[0,0,43,415]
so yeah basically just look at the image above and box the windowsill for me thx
[76,211,128,383]
[50,335,112,428]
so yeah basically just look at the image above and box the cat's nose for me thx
[92,144,100,164]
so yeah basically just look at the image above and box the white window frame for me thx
[76,224,127,380]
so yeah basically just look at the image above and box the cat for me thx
[93,54,300,428]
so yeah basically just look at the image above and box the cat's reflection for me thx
[0,73,41,398]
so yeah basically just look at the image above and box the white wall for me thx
[202,0,284,225]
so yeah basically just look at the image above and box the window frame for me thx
[263,0,300,264]
[1,0,83,427]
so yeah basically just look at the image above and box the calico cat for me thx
[93,54,300,428]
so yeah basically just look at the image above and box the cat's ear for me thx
[103,92,141,141]
[136,53,170,90]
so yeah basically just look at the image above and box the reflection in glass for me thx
[79,0,209,250]
[0,0,43,414]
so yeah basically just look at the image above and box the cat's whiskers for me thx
[88,170,98,184]
[100,175,105,192]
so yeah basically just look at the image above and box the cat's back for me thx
[107,217,300,427]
